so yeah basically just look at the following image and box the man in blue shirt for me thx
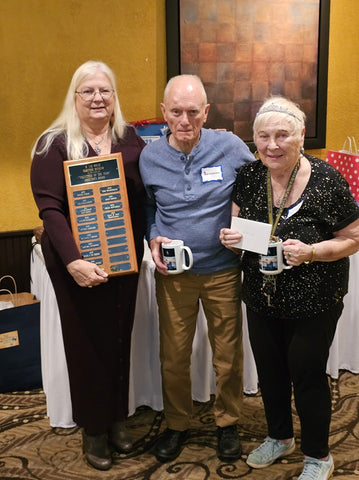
[139,74,254,463]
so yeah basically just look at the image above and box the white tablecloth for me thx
[30,240,359,428]
[30,247,76,428]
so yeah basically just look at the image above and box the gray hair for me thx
[32,60,127,160]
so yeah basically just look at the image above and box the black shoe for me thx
[109,421,133,453]
[217,425,242,462]
[154,428,188,463]
[82,430,112,470]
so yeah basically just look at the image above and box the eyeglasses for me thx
[75,88,115,102]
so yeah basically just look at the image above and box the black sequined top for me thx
[232,154,359,318]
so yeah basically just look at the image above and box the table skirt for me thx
[30,240,359,427]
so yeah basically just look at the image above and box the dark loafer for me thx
[82,430,112,470]
[154,428,188,463]
[217,425,242,462]
[109,421,133,453]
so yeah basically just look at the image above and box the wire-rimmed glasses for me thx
[75,88,115,102]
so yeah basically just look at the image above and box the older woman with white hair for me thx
[31,61,146,470]
[220,96,359,480]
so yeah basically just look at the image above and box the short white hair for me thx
[253,96,306,140]
[163,74,208,105]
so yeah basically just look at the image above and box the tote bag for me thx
[0,276,42,393]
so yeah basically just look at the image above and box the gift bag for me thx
[326,136,359,202]
[0,276,42,393]
[131,118,168,144]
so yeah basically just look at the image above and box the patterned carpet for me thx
[1,370,359,480]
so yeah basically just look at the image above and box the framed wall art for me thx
[166,0,330,149]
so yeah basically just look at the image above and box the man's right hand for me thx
[149,236,172,275]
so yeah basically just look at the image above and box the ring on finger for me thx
[287,252,291,257]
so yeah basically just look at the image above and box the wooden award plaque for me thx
[63,153,138,276]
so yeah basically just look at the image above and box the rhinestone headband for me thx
[256,103,301,121]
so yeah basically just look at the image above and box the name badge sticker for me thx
[286,200,304,219]
[201,165,223,183]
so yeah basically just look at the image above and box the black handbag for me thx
[0,276,42,393]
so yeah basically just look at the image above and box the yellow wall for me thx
[311,0,359,160]
[0,0,166,232]
[1,0,359,232]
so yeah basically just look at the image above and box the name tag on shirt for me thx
[286,200,303,219]
[201,166,223,183]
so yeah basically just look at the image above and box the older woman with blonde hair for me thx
[31,60,146,470]
[220,96,359,480]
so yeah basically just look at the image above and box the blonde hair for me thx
[31,60,127,160]
[253,96,306,141]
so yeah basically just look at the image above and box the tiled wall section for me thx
[180,0,319,140]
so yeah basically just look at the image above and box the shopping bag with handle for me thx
[326,136,359,202]
[0,275,42,392]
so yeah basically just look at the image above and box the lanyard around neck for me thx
[267,158,300,238]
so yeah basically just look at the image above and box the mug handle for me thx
[182,246,193,270]
[282,253,292,270]
[279,242,292,270]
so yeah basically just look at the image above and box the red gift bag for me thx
[326,137,359,202]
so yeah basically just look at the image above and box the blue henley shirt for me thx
[139,128,254,274]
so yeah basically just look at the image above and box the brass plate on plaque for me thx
[63,153,138,276]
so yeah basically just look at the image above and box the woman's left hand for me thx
[282,239,314,266]
[66,259,109,287]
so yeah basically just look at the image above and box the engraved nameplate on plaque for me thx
[63,153,138,276]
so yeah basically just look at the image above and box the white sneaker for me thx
[246,436,295,469]
[298,454,334,480]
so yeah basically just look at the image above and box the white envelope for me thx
[230,217,272,255]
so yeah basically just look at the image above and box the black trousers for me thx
[246,302,343,459]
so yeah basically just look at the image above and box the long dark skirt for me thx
[42,232,142,434]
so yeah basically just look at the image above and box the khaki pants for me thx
[155,267,243,431]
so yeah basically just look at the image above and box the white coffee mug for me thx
[161,240,193,274]
[259,239,292,275]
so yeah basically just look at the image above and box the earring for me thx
[254,150,260,160]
